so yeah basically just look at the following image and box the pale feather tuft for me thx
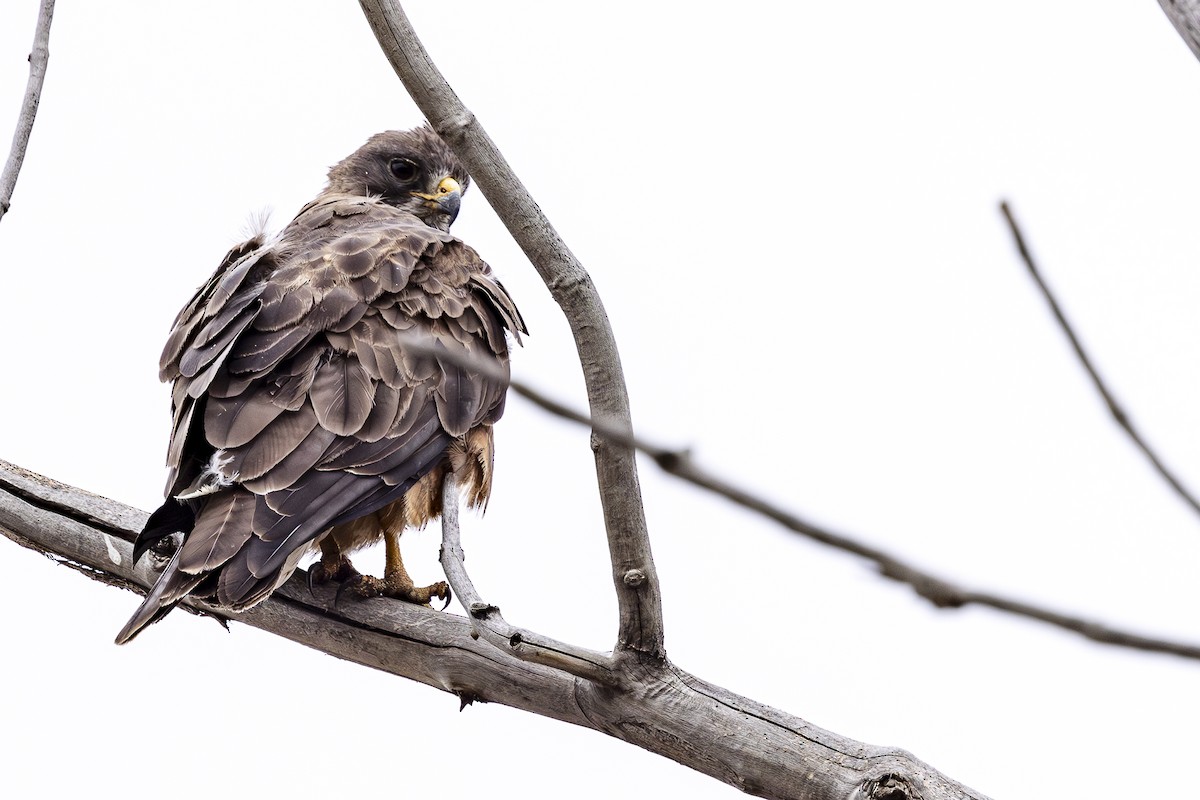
[175,450,239,500]
[240,208,274,241]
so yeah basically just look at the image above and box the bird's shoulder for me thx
[159,195,468,380]
[272,192,464,298]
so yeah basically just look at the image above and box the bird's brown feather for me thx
[118,128,526,643]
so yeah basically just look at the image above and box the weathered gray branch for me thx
[1158,0,1200,62]
[356,0,664,661]
[0,0,55,222]
[0,458,990,799]
[439,474,619,686]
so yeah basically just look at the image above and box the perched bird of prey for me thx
[116,126,525,644]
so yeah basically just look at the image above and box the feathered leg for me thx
[368,522,450,606]
[317,500,449,607]
[307,534,363,592]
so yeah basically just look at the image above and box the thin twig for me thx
[648,440,1200,660]
[1000,201,1200,519]
[438,474,620,685]
[0,0,55,222]
[396,330,1200,661]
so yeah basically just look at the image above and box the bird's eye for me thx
[389,158,419,182]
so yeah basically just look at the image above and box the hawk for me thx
[116,126,525,644]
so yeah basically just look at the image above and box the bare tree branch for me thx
[657,449,1200,660]
[0,0,54,222]
[356,0,664,661]
[395,329,1200,662]
[1000,201,1200,521]
[352,0,1200,670]
[438,474,620,686]
[1158,0,1200,63]
[0,458,991,800]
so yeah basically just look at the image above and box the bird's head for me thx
[325,125,470,231]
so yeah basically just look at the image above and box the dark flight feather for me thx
[177,489,257,573]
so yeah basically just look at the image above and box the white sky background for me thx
[2,2,1199,797]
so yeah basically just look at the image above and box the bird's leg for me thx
[338,503,450,608]
[342,528,450,608]
[307,535,361,594]
[384,526,450,607]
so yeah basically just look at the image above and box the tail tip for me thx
[113,617,144,646]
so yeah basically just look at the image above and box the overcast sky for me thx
[3,3,1200,798]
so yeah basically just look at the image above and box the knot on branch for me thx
[1107,402,1129,427]
[857,773,923,800]
[879,562,967,608]
[623,568,647,587]
[468,601,500,619]
[651,448,690,473]
[432,111,476,144]
[917,580,967,609]
[544,268,594,299]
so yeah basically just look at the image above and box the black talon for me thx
[333,578,359,608]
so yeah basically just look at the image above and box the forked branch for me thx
[439,474,619,685]
[0,458,991,799]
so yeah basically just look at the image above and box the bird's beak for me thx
[412,176,463,226]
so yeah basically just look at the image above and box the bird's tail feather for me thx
[114,548,204,645]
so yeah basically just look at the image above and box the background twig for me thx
[0,0,54,222]
[397,329,1200,662]
[1000,200,1200,519]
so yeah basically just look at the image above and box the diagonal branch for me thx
[395,329,1200,662]
[1000,201,1200,520]
[357,0,663,661]
[0,0,55,222]
[656,453,1200,660]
